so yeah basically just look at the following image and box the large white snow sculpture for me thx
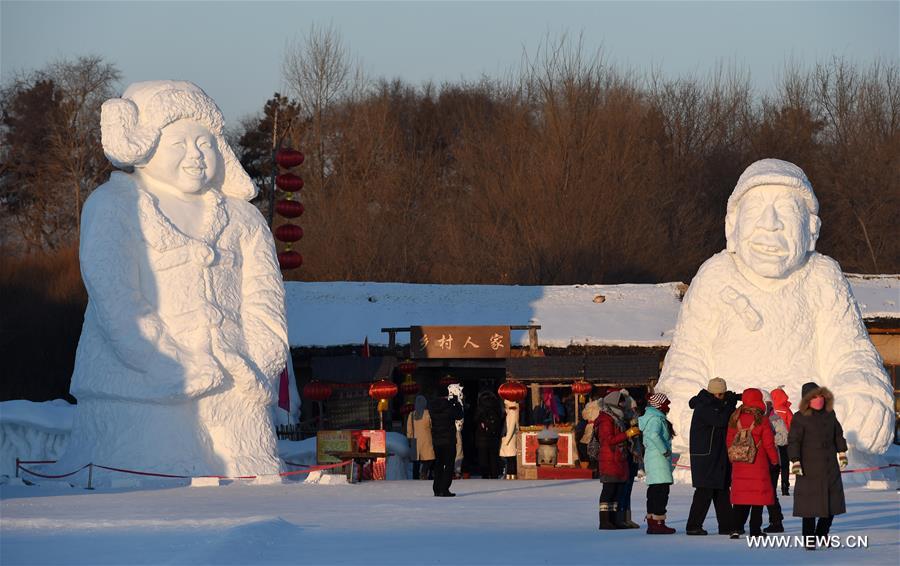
[657,159,893,461]
[56,81,287,478]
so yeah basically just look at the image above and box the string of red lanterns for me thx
[274,148,305,270]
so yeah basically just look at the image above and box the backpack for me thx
[586,417,602,461]
[727,420,759,463]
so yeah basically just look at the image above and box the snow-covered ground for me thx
[1,478,897,565]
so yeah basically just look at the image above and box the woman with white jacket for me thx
[500,399,520,479]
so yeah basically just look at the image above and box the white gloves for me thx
[791,461,803,476]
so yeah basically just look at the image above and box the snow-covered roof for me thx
[0,400,74,434]
[286,281,683,348]
[286,276,899,349]
[845,274,900,320]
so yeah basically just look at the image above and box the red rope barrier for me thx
[16,459,354,483]
[282,460,353,473]
[17,463,90,479]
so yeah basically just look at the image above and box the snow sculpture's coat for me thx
[657,159,893,461]
[56,81,287,478]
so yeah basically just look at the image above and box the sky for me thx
[2,1,898,125]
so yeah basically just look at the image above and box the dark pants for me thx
[432,443,456,495]
[733,505,764,535]
[802,516,834,540]
[476,439,500,478]
[412,460,433,480]
[616,459,637,513]
[646,483,670,516]
[686,487,733,532]
[777,446,789,493]
[600,481,622,504]
[504,456,517,476]
[766,466,784,525]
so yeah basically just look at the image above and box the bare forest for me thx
[2,34,898,400]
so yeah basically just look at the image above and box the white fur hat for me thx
[100,80,256,201]
[727,158,818,216]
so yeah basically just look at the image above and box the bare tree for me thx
[1,56,120,251]
[282,23,367,194]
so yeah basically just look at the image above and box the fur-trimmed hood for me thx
[798,385,834,416]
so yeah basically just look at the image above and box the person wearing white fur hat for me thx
[54,81,287,479]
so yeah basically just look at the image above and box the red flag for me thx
[362,337,370,358]
[277,367,290,412]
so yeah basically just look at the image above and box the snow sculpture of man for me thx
[657,158,893,465]
[56,81,287,478]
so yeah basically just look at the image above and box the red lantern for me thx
[572,380,593,396]
[397,360,417,375]
[498,380,527,402]
[276,148,305,168]
[278,250,303,270]
[369,379,398,401]
[302,380,332,401]
[400,402,415,417]
[275,200,305,218]
[400,381,420,396]
[276,173,304,192]
[275,224,304,243]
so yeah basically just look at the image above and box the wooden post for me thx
[528,326,538,352]
[86,464,94,490]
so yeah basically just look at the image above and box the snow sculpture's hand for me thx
[181,351,225,398]
[833,393,893,454]
[221,350,275,404]
[790,462,803,476]
[837,452,848,469]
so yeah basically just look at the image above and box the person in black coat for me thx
[685,377,740,536]
[474,390,503,479]
[428,394,464,497]
[788,382,848,550]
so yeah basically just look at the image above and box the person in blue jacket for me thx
[639,392,676,534]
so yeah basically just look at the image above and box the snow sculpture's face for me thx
[728,185,816,280]
[139,119,220,195]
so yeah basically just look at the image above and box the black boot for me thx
[598,504,619,530]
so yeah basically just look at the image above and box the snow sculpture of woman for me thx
[56,81,287,478]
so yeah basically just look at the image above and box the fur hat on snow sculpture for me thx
[725,158,821,254]
[100,80,256,201]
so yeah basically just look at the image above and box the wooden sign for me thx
[316,430,352,464]
[410,325,510,359]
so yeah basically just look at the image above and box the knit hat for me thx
[706,377,727,394]
[100,80,256,200]
[603,390,623,407]
[801,381,820,398]
[648,393,669,409]
[727,159,818,216]
[740,388,765,411]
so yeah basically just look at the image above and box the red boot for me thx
[647,514,676,535]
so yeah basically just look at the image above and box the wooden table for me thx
[327,451,387,482]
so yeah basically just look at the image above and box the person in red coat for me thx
[595,390,641,529]
[726,388,779,538]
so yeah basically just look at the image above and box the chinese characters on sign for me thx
[410,326,511,359]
